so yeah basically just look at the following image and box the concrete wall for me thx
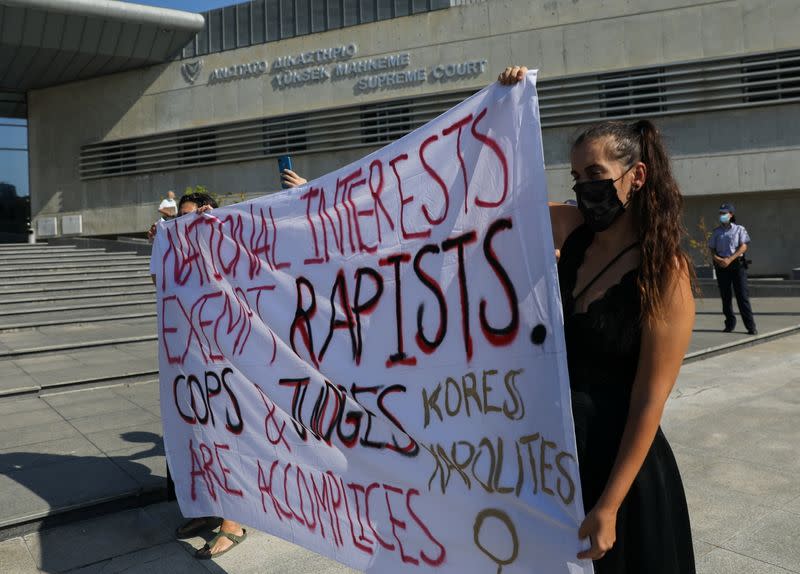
[26,0,800,274]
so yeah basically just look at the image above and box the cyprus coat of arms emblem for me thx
[181,60,203,84]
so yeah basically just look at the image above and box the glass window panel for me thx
[412,0,430,13]
[394,0,410,17]
[296,0,311,35]
[252,0,266,43]
[327,0,342,30]
[310,0,327,32]
[280,0,296,38]
[376,0,393,20]
[0,145,30,238]
[196,22,209,55]
[359,0,376,23]
[223,6,236,50]
[237,4,251,47]
[266,0,280,41]
[343,0,359,25]
[182,39,196,59]
[208,10,222,53]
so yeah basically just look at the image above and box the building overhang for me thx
[0,0,205,118]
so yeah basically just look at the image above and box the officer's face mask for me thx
[572,169,633,233]
[719,213,731,225]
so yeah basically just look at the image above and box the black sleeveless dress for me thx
[558,225,696,574]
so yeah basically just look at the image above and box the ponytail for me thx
[573,119,696,324]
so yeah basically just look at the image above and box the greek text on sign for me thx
[152,71,592,573]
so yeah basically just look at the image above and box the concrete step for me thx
[0,308,156,331]
[0,300,155,317]
[0,245,78,252]
[0,266,150,280]
[0,334,157,360]
[0,252,136,262]
[0,317,156,355]
[0,342,158,394]
[0,258,149,272]
[0,249,108,259]
[0,291,155,309]
[0,287,155,303]
[0,280,155,296]
[0,271,152,288]
[0,245,77,249]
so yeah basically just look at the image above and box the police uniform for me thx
[708,204,757,334]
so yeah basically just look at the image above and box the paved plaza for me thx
[0,334,800,574]
[0,326,797,572]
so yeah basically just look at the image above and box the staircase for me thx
[0,243,164,538]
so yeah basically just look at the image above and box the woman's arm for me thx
[578,260,695,560]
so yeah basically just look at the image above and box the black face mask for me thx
[572,173,629,233]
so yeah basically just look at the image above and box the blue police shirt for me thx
[708,222,751,257]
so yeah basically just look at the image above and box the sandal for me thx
[195,528,247,560]
[175,516,223,539]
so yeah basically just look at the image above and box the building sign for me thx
[209,60,268,84]
[180,44,487,93]
[271,43,358,70]
[332,53,411,78]
[181,60,203,84]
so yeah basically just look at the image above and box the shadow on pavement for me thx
[0,431,231,573]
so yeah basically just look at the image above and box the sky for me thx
[0,2,243,198]
[126,0,239,12]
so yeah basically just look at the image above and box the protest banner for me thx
[152,71,592,573]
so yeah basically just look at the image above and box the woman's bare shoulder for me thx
[549,203,584,249]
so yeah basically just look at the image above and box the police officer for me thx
[708,202,757,335]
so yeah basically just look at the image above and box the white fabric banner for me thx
[152,71,592,574]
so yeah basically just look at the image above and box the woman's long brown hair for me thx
[573,119,696,324]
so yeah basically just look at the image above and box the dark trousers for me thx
[715,262,756,332]
[166,463,176,501]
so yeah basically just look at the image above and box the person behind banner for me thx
[280,168,306,189]
[708,203,757,335]
[148,190,248,558]
[150,181,307,560]
[159,190,178,219]
[499,67,696,574]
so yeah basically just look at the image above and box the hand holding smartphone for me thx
[278,155,293,189]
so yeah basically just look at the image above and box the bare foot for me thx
[196,519,245,559]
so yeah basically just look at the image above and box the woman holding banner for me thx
[499,67,696,573]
